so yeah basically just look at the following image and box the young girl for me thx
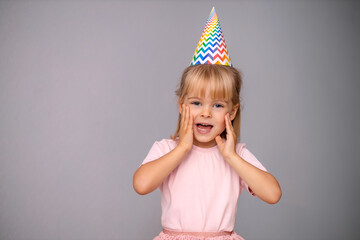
[133,7,281,240]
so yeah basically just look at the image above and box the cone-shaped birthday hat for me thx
[190,7,232,66]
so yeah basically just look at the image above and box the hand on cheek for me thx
[178,104,194,152]
[215,113,237,161]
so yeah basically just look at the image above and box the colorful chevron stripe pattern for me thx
[190,7,232,66]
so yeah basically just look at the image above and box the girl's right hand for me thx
[178,104,194,153]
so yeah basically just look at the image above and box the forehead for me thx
[187,89,226,101]
[185,76,232,101]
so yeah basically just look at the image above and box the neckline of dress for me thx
[191,143,219,153]
[171,138,220,153]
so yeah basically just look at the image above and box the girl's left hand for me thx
[215,113,237,161]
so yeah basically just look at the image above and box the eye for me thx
[191,101,201,106]
[214,103,224,108]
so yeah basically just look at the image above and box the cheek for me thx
[221,118,226,127]
[191,111,198,121]
[216,113,225,126]
[188,107,197,117]
[218,114,227,126]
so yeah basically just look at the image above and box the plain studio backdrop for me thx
[0,0,359,239]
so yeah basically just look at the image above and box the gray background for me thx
[0,0,359,239]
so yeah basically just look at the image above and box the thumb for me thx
[215,136,223,146]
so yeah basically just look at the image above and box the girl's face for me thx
[180,89,238,148]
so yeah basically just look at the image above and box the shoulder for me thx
[235,142,267,172]
[154,138,178,148]
[235,142,258,158]
[141,139,178,166]
[151,138,178,152]
[235,142,247,156]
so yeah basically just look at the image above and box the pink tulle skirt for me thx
[153,228,245,240]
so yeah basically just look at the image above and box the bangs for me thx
[184,68,234,101]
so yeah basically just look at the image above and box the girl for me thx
[133,7,281,240]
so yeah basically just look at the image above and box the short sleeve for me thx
[236,143,268,196]
[140,139,175,167]
[140,141,163,167]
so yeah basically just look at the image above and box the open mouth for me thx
[196,123,213,134]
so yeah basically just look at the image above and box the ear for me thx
[230,103,239,121]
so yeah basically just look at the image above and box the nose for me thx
[200,106,212,118]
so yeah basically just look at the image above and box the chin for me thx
[194,136,216,146]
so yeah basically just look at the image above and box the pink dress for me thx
[141,139,267,240]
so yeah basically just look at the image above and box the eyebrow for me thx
[187,97,228,103]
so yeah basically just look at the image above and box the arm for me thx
[133,145,190,195]
[225,153,281,204]
[133,104,193,195]
[216,114,282,204]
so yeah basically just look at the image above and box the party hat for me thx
[190,7,232,66]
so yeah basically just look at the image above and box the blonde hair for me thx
[172,64,243,141]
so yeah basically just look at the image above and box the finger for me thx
[227,113,234,131]
[225,114,235,139]
[228,113,235,133]
[187,106,193,129]
[181,104,185,128]
[225,114,231,132]
[183,105,189,130]
[182,105,186,127]
[227,114,236,138]
[186,106,190,129]
[215,135,223,146]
